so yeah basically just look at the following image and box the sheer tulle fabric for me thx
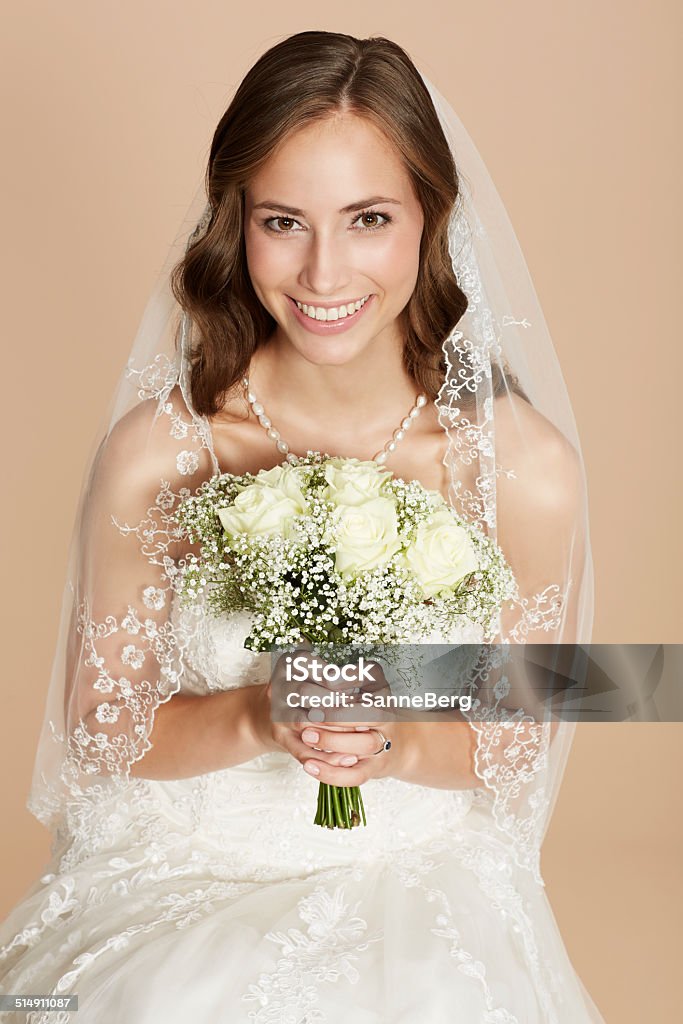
[3,615,603,1022]
[0,79,601,1023]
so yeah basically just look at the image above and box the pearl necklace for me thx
[242,376,428,465]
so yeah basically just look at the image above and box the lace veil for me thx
[27,42,594,887]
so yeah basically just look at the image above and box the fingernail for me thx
[304,761,320,775]
[302,729,319,744]
[340,755,358,766]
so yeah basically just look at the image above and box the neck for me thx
[250,325,420,433]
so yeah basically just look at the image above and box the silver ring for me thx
[369,729,392,755]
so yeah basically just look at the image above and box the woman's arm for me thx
[128,683,278,779]
[63,392,294,786]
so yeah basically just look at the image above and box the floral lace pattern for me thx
[1,603,597,1022]
[7,191,595,1020]
[434,212,578,886]
[241,883,383,1023]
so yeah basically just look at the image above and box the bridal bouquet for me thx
[176,453,515,829]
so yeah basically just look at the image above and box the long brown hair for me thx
[171,31,527,417]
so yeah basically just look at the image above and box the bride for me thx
[0,30,604,1023]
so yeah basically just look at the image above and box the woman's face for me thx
[244,112,424,367]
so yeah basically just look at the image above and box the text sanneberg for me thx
[284,654,472,711]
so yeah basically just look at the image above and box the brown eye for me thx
[264,215,302,235]
[353,210,391,231]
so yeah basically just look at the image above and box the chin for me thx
[296,348,366,368]
[293,340,369,368]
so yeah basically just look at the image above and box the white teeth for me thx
[294,295,369,322]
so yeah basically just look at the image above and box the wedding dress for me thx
[0,587,604,1023]
[0,39,605,1023]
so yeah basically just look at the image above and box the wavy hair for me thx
[171,31,527,417]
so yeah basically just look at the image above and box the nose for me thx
[297,230,351,297]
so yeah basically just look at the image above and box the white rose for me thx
[249,464,308,508]
[323,457,392,507]
[402,508,479,598]
[424,488,448,509]
[218,481,305,537]
[334,496,402,577]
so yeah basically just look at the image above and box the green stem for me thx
[313,782,366,830]
[341,786,351,828]
[331,785,343,827]
[358,788,366,825]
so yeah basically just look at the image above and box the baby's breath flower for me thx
[174,452,514,650]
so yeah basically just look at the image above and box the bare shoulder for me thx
[493,391,584,511]
[93,385,212,496]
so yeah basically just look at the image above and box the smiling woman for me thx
[243,115,424,364]
[172,37,472,421]
[0,29,603,1024]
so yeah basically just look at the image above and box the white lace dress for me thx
[0,595,605,1024]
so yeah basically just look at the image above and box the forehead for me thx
[246,113,414,207]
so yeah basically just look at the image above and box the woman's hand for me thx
[299,714,482,791]
[298,718,411,784]
[255,649,389,775]
[249,650,479,790]
[268,651,412,784]
[250,647,405,782]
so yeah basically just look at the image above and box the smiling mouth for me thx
[291,295,371,322]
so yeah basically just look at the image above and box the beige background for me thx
[1,2,681,1020]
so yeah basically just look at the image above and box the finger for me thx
[272,724,358,767]
[357,683,393,704]
[301,758,373,786]
[296,681,359,701]
[298,703,373,726]
[299,726,384,757]
[312,717,393,732]
[276,726,363,767]
[294,743,362,768]
[275,691,359,728]
[287,719,363,754]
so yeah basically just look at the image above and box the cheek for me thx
[244,229,292,291]
[375,229,421,299]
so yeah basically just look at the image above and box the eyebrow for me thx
[251,196,402,216]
